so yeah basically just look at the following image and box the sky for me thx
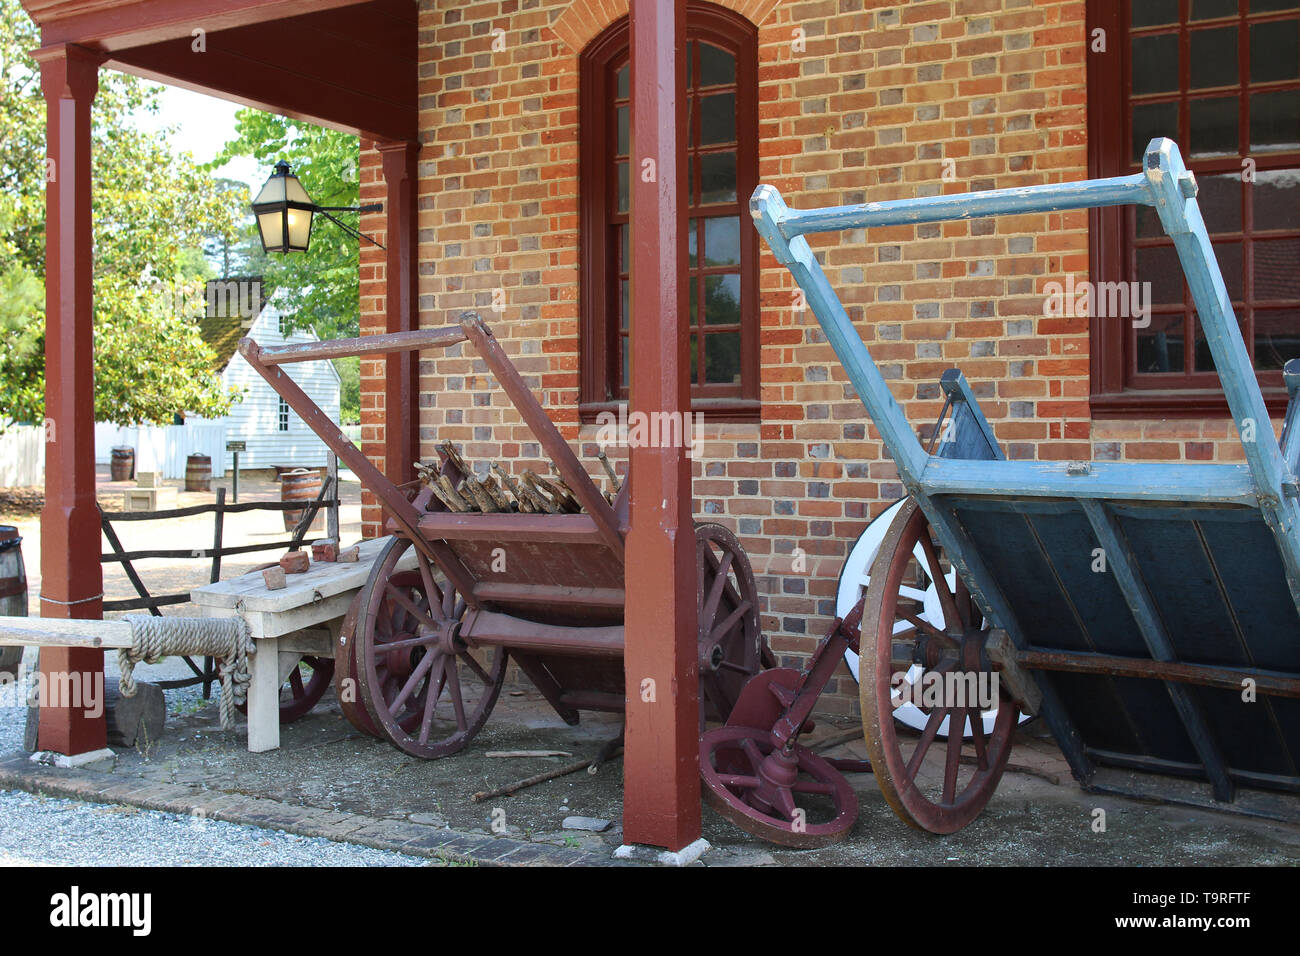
[132,84,263,195]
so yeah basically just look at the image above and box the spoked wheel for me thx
[356,535,507,759]
[224,654,334,724]
[335,592,381,737]
[700,725,858,848]
[696,523,767,724]
[861,498,1016,833]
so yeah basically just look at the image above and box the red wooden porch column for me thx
[623,0,700,851]
[378,141,419,483]
[34,43,107,756]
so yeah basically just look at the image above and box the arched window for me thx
[578,3,759,422]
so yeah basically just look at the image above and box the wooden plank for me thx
[0,616,134,648]
[254,326,465,366]
[416,512,610,546]
[473,582,625,607]
[464,610,624,657]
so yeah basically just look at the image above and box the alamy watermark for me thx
[890,668,999,712]
[1043,275,1152,328]
[594,407,705,458]
[0,668,103,719]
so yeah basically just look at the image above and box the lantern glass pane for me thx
[258,211,285,251]
[287,208,312,250]
[253,175,286,205]
[284,175,313,205]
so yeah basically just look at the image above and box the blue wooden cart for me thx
[701,138,1300,842]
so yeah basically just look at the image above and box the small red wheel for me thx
[356,535,507,759]
[224,654,334,724]
[701,725,858,848]
[860,498,1015,833]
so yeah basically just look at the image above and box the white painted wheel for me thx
[836,498,1029,738]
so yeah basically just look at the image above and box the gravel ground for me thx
[0,789,435,866]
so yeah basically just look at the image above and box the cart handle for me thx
[252,325,468,366]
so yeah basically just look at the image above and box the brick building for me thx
[351,0,1300,711]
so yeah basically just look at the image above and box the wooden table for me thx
[190,536,413,752]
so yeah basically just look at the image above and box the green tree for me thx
[0,0,241,427]
[211,109,363,423]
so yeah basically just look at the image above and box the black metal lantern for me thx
[252,161,316,253]
[252,160,384,253]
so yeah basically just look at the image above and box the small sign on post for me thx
[226,441,246,502]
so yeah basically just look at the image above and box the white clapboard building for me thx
[189,283,341,472]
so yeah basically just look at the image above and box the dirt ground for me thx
[4,469,1300,865]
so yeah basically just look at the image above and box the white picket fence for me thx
[0,422,228,487]
[0,425,45,487]
[95,423,227,480]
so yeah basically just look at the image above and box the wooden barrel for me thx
[0,526,27,679]
[281,468,323,532]
[185,453,212,492]
[110,446,135,481]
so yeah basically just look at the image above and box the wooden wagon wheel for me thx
[335,592,382,737]
[356,535,507,759]
[219,653,334,725]
[696,523,769,725]
[861,498,1015,833]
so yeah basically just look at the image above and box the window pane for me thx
[700,43,735,87]
[688,218,698,267]
[1132,34,1181,94]
[1193,0,1240,18]
[621,279,629,330]
[1250,89,1300,152]
[690,275,698,327]
[617,64,629,99]
[617,161,629,213]
[689,332,699,383]
[1138,244,1186,303]
[1198,173,1244,233]
[1134,0,1180,26]
[620,224,629,272]
[1255,236,1300,298]
[1137,203,1165,238]
[1190,95,1239,156]
[700,93,737,145]
[704,275,741,325]
[700,152,737,204]
[1252,0,1300,12]
[621,334,630,388]
[1255,309,1300,368]
[1252,168,1300,230]
[1136,314,1187,372]
[1190,27,1238,89]
[1250,21,1300,82]
[704,331,742,384]
[703,216,741,266]
[1211,240,1244,299]
[1133,101,1179,163]
[617,105,629,155]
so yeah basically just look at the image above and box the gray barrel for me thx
[0,526,27,678]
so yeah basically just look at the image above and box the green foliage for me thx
[0,0,240,426]
[334,355,361,425]
[210,111,362,341]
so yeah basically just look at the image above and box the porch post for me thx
[377,141,419,483]
[34,43,107,756]
[623,0,700,851]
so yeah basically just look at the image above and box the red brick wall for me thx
[351,0,1264,714]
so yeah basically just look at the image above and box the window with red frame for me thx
[578,5,759,422]
[1089,0,1300,417]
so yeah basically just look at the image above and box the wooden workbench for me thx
[190,536,413,752]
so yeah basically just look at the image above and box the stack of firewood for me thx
[415,441,621,514]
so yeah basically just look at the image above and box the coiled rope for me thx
[119,615,256,730]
